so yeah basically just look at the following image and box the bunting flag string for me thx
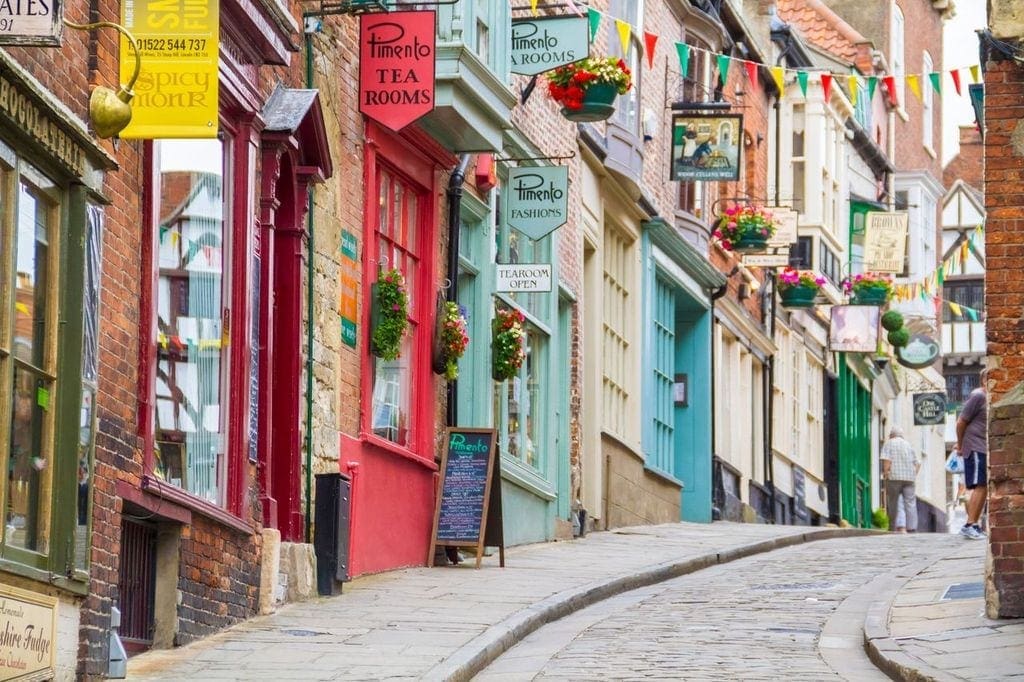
[891,225,984,306]
[576,8,979,103]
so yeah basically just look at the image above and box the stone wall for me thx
[982,56,1024,619]
[603,435,683,528]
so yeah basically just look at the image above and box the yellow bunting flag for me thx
[960,240,970,271]
[771,66,785,94]
[14,302,28,315]
[847,75,859,106]
[530,0,538,15]
[970,65,981,83]
[907,74,921,101]
[616,19,631,57]
[949,302,962,317]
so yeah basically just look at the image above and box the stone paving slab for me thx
[127,522,858,681]
[865,538,1024,681]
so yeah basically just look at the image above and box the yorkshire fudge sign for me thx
[507,166,568,240]
[0,584,57,680]
[359,11,436,132]
[510,15,589,75]
[0,0,61,46]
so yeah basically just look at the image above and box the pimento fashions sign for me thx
[359,11,436,132]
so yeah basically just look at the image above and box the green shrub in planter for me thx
[881,310,904,332]
[872,507,890,530]
[887,327,910,348]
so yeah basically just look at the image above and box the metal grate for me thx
[941,582,984,601]
[118,518,157,649]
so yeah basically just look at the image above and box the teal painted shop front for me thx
[455,167,569,547]
[640,220,725,523]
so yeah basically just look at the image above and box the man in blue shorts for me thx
[956,381,988,540]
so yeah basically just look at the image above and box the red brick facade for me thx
[983,57,1024,619]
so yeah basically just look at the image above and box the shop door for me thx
[118,519,157,653]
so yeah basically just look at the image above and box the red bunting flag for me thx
[744,60,758,89]
[644,31,658,69]
[820,73,832,102]
[951,69,962,95]
[883,75,898,108]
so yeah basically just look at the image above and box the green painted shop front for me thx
[838,361,873,528]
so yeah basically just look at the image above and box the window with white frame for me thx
[922,51,934,151]
[677,33,713,216]
[602,224,633,440]
[609,0,642,134]
[891,5,905,107]
[791,103,806,214]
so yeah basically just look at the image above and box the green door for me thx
[838,362,872,527]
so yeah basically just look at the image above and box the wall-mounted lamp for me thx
[63,19,141,139]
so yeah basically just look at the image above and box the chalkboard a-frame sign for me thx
[428,428,505,569]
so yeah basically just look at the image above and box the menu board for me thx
[429,428,505,568]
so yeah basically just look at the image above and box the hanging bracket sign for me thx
[359,10,436,132]
[864,211,909,273]
[496,263,552,292]
[510,15,589,75]
[913,392,947,425]
[768,207,799,246]
[507,166,568,240]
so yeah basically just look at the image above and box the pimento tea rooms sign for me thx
[359,11,436,132]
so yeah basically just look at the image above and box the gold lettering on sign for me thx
[0,585,57,680]
[0,74,86,174]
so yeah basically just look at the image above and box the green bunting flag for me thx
[588,7,600,41]
[867,76,878,101]
[717,53,730,86]
[797,71,809,97]
[966,307,979,322]
[929,72,942,94]
[937,264,945,286]
[676,42,690,77]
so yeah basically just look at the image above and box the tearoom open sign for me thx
[0,0,62,46]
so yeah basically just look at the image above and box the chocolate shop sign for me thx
[510,15,589,76]
[0,584,57,680]
[359,10,435,132]
[506,166,568,240]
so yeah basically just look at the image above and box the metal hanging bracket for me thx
[494,152,576,164]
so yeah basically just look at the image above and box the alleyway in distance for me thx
[479,535,953,681]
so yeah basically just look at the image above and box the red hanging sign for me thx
[359,11,436,132]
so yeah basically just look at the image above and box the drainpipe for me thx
[445,154,471,427]
[709,282,728,516]
[303,25,316,543]
[764,272,777,523]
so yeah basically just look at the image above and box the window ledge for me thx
[358,432,439,472]
[643,463,685,490]
[141,476,256,535]
[500,456,556,501]
[0,558,87,595]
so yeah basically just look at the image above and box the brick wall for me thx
[982,57,1024,619]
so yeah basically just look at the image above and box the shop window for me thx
[370,168,423,447]
[493,319,545,470]
[152,138,231,507]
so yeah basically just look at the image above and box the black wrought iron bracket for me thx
[311,0,458,17]
[494,152,577,164]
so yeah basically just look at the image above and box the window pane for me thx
[6,366,50,551]
[371,335,411,446]
[15,181,50,370]
[154,139,228,506]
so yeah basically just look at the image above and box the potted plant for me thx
[546,56,633,123]
[844,272,893,306]
[370,268,408,360]
[776,268,825,308]
[887,327,911,348]
[881,310,904,332]
[491,307,526,382]
[713,205,777,252]
[434,301,469,381]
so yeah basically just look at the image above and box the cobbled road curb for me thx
[425,527,878,682]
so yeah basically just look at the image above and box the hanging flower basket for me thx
[713,205,777,253]
[370,268,408,360]
[546,57,632,124]
[432,301,469,381]
[777,268,825,308]
[844,273,893,306]
[491,307,526,382]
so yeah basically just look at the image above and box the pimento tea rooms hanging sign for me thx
[359,11,436,132]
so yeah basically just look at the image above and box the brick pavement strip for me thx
[126,523,868,681]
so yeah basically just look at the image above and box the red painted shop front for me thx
[340,120,455,576]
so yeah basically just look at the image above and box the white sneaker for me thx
[960,525,985,540]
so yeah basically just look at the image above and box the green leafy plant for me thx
[887,327,911,348]
[777,267,826,292]
[492,307,526,382]
[370,268,408,361]
[872,507,890,530]
[843,272,894,301]
[881,310,905,332]
[438,302,469,381]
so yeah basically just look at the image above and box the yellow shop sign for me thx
[0,584,57,681]
[119,0,219,138]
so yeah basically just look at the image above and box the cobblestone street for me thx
[481,535,960,681]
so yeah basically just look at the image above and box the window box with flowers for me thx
[845,273,893,306]
[546,56,633,123]
[492,307,526,382]
[713,205,777,253]
[777,268,825,308]
[433,301,470,380]
[370,268,409,360]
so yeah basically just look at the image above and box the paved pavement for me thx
[125,522,1024,681]
[866,536,1024,681]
